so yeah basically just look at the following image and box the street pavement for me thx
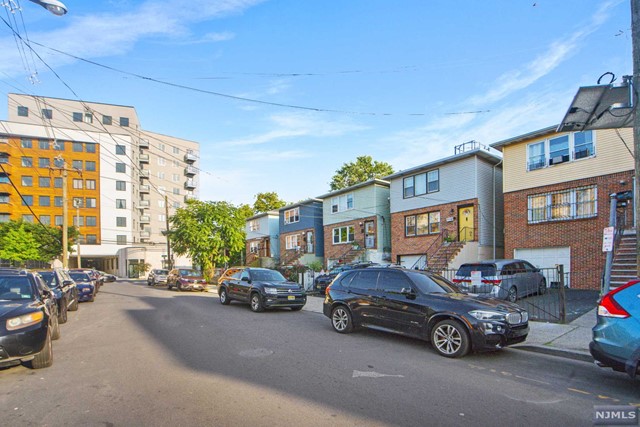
[300,294,597,364]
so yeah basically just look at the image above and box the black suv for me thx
[314,262,378,294]
[37,269,79,324]
[323,267,529,358]
[218,267,306,312]
[0,271,60,369]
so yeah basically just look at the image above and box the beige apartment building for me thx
[2,94,199,276]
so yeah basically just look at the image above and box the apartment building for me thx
[1,94,199,277]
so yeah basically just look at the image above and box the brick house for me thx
[490,125,634,290]
[279,199,324,266]
[245,211,280,267]
[386,142,504,270]
[317,179,391,268]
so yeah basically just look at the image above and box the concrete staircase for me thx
[610,230,639,288]
[427,241,464,271]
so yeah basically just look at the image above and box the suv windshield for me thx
[456,264,497,277]
[251,270,287,282]
[0,276,34,300]
[37,271,56,287]
[154,269,169,275]
[407,271,459,294]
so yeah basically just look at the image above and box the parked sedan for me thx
[167,268,207,292]
[218,267,306,312]
[453,259,547,303]
[99,271,117,283]
[590,279,640,378]
[0,271,59,369]
[37,269,79,324]
[68,271,96,302]
[323,267,529,358]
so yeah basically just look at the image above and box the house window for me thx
[158,172,165,180]
[73,197,84,208]
[116,163,126,173]
[249,220,259,231]
[72,112,82,122]
[117,235,127,245]
[173,146,180,154]
[116,181,126,191]
[115,145,126,155]
[120,117,129,127]
[158,214,166,222]
[54,177,62,188]
[53,157,64,168]
[158,157,166,166]
[84,112,93,123]
[17,106,28,117]
[42,109,53,119]
[73,142,83,152]
[86,198,97,208]
[0,154,8,164]
[427,170,439,193]
[249,241,259,254]
[72,160,83,170]
[85,161,96,172]
[116,199,126,209]
[527,130,595,171]
[0,213,10,223]
[284,207,299,224]
[39,140,49,150]
[86,179,96,190]
[159,143,165,152]
[73,179,83,189]
[73,216,84,227]
[332,226,355,244]
[173,188,180,195]
[86,216,97,226]
[21,157,33,167]
[103,115,112,125]
[403,176,414,198]
[158,199,165,208]
[86,235,98,244]
[405,212,440,236]
[285,234,300,250]
[39,157,50,168]
[172,174,179,182]
[40,215,51,225]
[22,214,34,223]
[116,217,127,227]
[21,176,33,187]
[55,216,63,226]
[54,196,63,207]
[527,185,597,224]
[173,160,179,167]
[21,138,32,148]
[53,141,64,151]
[0,194,8,203]
[39,177,51,188]
[22,195,33,206]
[173,202,180,208]
[331,193,354,213]
[86,143,96,153]
[403,170,439,199]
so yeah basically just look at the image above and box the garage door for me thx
[399,255,425,270]
[514,247,571,287]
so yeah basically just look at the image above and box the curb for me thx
[512,345,594,364]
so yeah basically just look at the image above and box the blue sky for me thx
[0,0,633,206]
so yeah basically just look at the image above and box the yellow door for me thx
[458,206,474,241]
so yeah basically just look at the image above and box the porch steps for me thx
[610,231,639,288]
[427,241,464,272]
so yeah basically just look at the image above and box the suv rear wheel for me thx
[431,319,470,358]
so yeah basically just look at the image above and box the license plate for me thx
[288,295,295,300]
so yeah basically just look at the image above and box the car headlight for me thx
[468,310,506,322]
[6,311,44,331]
[264,287,278,295]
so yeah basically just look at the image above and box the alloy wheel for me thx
[433,324,462,355]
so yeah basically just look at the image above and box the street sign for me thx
[602,227,615,252]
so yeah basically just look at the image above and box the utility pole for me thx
[632,0,640,277]
[165,195,172,270]
[74,198,81,268]
[52,155,80,269]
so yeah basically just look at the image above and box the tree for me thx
[169,200,246,279]
[329,155,394,190]
[0,223,41,265]
[253,192,287,213]
[0,220,75,263]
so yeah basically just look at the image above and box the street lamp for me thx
[28,0,67,16]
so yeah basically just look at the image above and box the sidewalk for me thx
[302,295,596,363]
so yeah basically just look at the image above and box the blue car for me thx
[590,279,640,378]
[69,271,96,302]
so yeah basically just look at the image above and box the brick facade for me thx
[323,216,377,266]
[280,228,314,265]
[503,171,634,290]
[245,237,270,266]
[391,198,478,262]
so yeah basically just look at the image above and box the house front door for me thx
[458,206,474,242]
[306,231,314,253]
[364,220,375,248]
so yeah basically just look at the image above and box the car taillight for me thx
[482,279,502,285]
[452,279,462,283]
[325,284,332,294]
[598,279,639,318]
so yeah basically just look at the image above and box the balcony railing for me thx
[139,170,150,178]
[140,215,150,223]
[139,139,150,149]
[184,180,196,190]
[139,184,150,193]
[139,200,150,208]
[139,154,149,163]
[184,152,197,163]
[140,231,150,238]
[184,165,197,176]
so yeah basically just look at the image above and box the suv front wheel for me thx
[431,319,470,358]
[219,288,230,305]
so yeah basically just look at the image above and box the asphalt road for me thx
[1,281,637,426]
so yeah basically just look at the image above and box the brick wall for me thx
[503,171,634,290]
[391,198,477,262]
[323,216,377,266]
[280,228,313,265]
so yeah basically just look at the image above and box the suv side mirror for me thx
[241,276,250,282]
[63,280,74,286]
[401,287,416,298]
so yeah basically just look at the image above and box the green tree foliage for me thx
[253,192,286,213]
[0,220,75,263]
[0,223,41,264]
[169,200,246,278]
[329,155,394,191]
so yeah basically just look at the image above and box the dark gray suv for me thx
[453,259,547,302]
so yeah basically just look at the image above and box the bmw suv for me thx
[323,266,529,358]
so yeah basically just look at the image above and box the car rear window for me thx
[70,272,91,282]
[154,269,169,275]
[179,269,200,276]
[38,271,56,286]
[456,264,496,277]
[0,276,34,300]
